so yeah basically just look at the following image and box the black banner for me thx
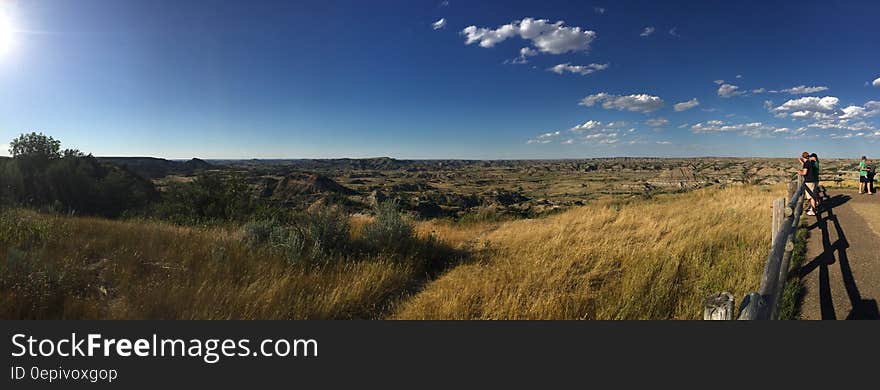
[1,321,875,388]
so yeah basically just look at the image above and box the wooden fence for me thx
[703,176,807,320]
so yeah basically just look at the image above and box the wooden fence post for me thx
[738,292,763,320]
[703,292,735,320]
[771,197,784,247]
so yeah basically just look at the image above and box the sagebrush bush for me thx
[243,219,276,247]
[300,205,350,260]
[243,205,351,263]
[361,200,415,253]
[269,227,307,262]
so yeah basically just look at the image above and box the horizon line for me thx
[79,154,864,161]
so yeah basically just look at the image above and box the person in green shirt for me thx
[859,156,874,194]
[811,153,819,174]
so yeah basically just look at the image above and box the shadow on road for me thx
[798,188,879,320]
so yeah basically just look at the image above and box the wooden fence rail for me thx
[703,176,806,320]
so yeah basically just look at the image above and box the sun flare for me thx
[0,14,14,56]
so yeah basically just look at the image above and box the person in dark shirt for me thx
[859,156,875,195]
[800,153,819,216]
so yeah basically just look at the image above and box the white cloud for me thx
[432,18,447,30]
[780,85,829,94]
[745,85,829,95]
[640,26,655,37]
[526,130,561,144]
[713,80,725,85]
[508,47,538,64]
[656,141,672,145]
[668,27,679,37]
[571,120,604,132]
[579,92,664,113]
[594,7,606,14]
[717,83,744,98]
[583,131,620,144]
[529,121,628,145]
[440,1,449,7]
[673,98,700,112]
[772,97,880,133]
[773,96,840,115]
[548,62,608,76]
[571,120,628,132]
[568,120,630,145]
[873,77,880,87]
[462,18,596,54]
[690,120,785,138]
[645,118,669,127]
[736,74,743,79]
[462,24,517,48]
[838,103,880,121]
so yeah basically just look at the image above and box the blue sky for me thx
[0,0,878,159]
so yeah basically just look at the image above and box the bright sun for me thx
[0,14,14,56]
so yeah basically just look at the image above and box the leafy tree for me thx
[1,132,158,216]
[9,132,62,161]
[62,149,86,158]
[154,172,256,224]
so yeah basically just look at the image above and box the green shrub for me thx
[243,205,351,263]
[300,205,350,260]
[243,219,276,247]
[154,173,254,225]
[269,227,307,262]
[361,200,415,254]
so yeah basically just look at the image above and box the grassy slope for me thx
[1,184,783,320]
[396,185,782,319]
[0,211,428,319]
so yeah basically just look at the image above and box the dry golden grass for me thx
[395,185,783,320]
[0,210,423,319]
[2,184,785,320]
[415,219,499,249]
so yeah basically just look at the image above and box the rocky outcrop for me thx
[269,172,356,200]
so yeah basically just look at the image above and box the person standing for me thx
[810,153,821,207]
[800,154,819,216]
[859,156,874,194]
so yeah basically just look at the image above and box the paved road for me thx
[799,189,880,320]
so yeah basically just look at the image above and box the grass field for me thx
[396,184,782,319]
[0,210,453,319]
[1,184,784,320]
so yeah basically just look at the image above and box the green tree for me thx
[2,132,158,216]
[9,132,62,160]
[155,172,256,224]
